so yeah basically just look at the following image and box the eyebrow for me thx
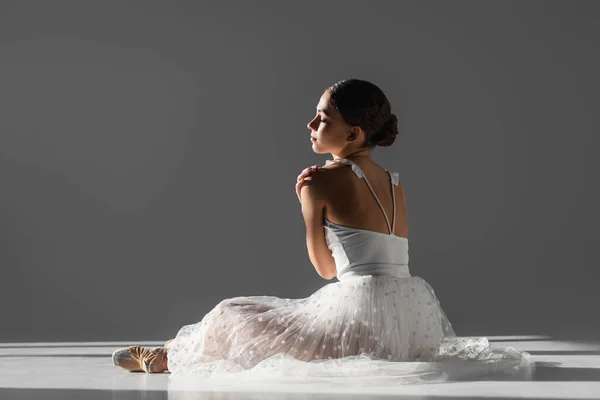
[317,108,330,116]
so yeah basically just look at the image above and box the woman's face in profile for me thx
[307,91,349,154]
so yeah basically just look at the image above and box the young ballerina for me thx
[112,79,534,383]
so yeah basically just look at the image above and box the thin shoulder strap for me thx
[388,171,400,186]
[326,158,399,235]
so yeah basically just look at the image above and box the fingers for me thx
[296,175,313,197]
[297,175,313,187]
[296,165,320,204]
[296,176,313,203]
[297,168,311,181]
[297,165,319,182]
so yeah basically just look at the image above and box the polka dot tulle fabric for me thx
[166,275,533,384]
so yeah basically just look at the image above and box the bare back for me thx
[320,159,408,239]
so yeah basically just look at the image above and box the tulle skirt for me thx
[165,275,534,385]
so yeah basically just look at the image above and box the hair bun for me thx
[372,114,399,147]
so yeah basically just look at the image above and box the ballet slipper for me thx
[143,346,170,373]
[112,345,169,373]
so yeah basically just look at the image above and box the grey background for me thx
[0,0,598,343]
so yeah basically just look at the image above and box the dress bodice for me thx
[322,158,410,281]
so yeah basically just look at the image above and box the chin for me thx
[311,142,325,153]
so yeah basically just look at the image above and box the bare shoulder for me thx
[304,161,345,187]
[300,161,348,197]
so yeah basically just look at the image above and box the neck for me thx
[331,148,371,162]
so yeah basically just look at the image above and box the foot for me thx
[143,346,169,373]
[112,346,169,373]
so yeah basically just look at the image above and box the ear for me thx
[348,127,364,142]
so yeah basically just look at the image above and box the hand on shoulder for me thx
[296,161,345,204]
[296,165,319,204]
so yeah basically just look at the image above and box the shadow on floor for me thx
[531,361,600,382]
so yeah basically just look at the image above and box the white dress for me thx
[165,158,535,385]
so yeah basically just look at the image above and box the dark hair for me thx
[326,79,398,148]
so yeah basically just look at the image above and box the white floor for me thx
[1,336,600,399]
